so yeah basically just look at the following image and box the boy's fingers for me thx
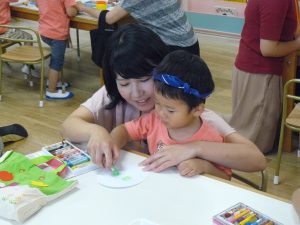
[139,153,162,166]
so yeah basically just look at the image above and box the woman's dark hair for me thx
[154,50,215,111]
[102,24,169,109]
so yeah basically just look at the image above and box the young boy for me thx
[109,50,231,180]
[36,0,77,99]
[0,0,38,77]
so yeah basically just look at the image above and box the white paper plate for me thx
[97,165,148,188]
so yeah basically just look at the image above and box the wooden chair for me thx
[0,25,51,107]
[1,41,18,52]
[274,79,300,184]
[232,170,268,192]
[1,41,21,69]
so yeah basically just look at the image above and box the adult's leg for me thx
[229,67,282,153]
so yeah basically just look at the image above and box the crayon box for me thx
[213,202,283,225]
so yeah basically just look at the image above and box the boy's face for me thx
[154,91,202,129]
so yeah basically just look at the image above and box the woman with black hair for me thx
[61,24,266,174]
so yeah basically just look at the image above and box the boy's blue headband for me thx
[153,73,212,99]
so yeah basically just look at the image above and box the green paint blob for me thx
[122,176,131,181]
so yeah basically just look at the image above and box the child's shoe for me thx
[21,65,40,78]
[46,80,71,89]
[45,89,74,100]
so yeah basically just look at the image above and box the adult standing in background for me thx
[229,0,300,153]
[76,0,200,56]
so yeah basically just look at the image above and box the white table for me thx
[1,151,299,225]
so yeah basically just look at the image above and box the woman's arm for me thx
[260,37,300,57]
[196,132,266,171]
[61,106,100,142]
[61,106,119,168]
[140,132,266,173]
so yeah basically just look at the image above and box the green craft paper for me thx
[0,151,75,195]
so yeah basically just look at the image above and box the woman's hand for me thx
[87,125,120,168]
[140,144,196,172]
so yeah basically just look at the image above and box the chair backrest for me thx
[0,41,18,52]
[0,24,45,58]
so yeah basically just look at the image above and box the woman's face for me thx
[116,75,155,112]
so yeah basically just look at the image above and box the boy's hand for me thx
[140,144,196,172]
[177,159,208,177]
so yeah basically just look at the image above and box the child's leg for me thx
[41,36,73,99]
[47,68,60,92]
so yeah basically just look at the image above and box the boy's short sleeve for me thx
[124,111,156,141]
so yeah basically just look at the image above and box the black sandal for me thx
[0,124,28,143]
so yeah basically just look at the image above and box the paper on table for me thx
[129,218,161,225]
[97,165,148,188]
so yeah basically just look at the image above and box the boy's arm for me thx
[176,159,231,180]
[110,124,132,149]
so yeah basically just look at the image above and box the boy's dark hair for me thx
[102,24,169,109]
[154,50,215,111]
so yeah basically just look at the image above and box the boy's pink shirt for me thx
[36,0,76,40]
[125,111,232,176]
[0,0,18,34]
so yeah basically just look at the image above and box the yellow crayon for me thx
[239,213,256,225]
[234,209,250,220]
[31,180,48,187]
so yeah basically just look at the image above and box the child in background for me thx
[35,0,77,99]
[109,50,231,180]
[0,0,39,77]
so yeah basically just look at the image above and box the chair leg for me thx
[260,170,268,192]
[39,63,44,108]
[28,65,33,87]
[273,120,285,184]
[298,133,300,158]
[0,61,3,101]
[76,28,80,62]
